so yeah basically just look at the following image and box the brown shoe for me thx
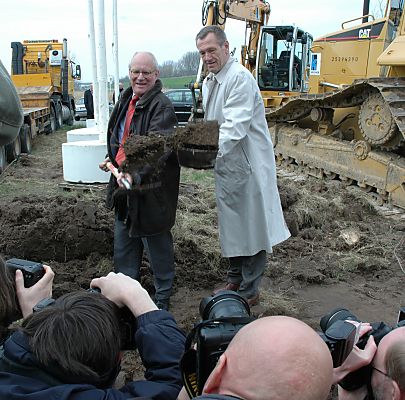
[246,293,260,307]
[213,282,240,295]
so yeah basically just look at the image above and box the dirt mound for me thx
[0,194,113,263]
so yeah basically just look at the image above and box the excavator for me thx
[196,0,405,210]
[193,0,312,115]
[267,0,405,210]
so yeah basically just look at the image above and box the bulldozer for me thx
[267,0,405,209]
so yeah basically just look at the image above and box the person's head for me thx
[0,256,20,341]
[195,25,230,74]
[371,327,405,400]
[128,52,159,97]
[119,82,124,91]
[21,290,121,388]
[203,316,333,400]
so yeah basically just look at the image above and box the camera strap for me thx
[181,317,254,398]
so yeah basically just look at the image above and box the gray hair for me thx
[195,26,227,46]
[128,52,159,70]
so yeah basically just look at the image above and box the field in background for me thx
[160,75,195,90]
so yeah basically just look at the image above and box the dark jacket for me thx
[106,80,180,237]
[0,310,186,400]
[84,89,94,119]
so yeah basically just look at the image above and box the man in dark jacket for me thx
[0,272,186,400]
[99,52,179,311]
[84,84,94,119]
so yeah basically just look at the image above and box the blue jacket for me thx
[0,310,186,400]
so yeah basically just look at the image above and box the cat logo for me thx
[359,28,371,39]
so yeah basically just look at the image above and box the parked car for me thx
[165,88,199,125]
[74,97,87,121]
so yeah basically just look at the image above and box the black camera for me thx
[6,258,45,288]
[181,290,254,397]
[319,307,405,391]
[87,288,137,351]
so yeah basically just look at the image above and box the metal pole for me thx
[96,0,109,142]
[112,0,120,103]
[362,0,370,23]
[87,0,99,125]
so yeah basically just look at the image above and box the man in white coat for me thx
[195,26,290,306]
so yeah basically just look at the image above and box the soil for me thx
[0,128,404,396]
[123,133,166,179]
[174,121,219,149]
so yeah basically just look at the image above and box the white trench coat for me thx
[203,57,290,257]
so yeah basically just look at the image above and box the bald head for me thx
[371,327,405,399]
[203,316,333,400]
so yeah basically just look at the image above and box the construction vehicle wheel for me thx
[0,146,7,173]
[45,107,57,134]
[56,105,63,130]
[20,124,33,154]
[66,108,74,126]
[359,93,398,147]
[5,135,21,163]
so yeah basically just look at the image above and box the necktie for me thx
[115,96,138,166]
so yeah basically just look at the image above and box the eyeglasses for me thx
[129,69,156,78]
[372,366,391,380]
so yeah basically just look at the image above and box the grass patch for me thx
[161,75,195,89]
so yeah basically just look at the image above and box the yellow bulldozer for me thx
[267,0,405,209]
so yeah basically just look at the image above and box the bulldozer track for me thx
[266,78,405,210]
[267,78,405,143]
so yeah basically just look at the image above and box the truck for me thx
[0,38,81,172]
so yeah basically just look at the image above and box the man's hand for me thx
[15,265,54,318]
[90,272,157,317]
[333,335,377,384]
[117,171,133,189]
[99,158,110,172]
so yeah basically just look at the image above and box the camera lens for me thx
[199,290,250,321]
[320,308,359,333]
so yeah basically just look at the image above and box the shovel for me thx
[106,162,132,190]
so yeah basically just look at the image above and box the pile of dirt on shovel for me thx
[122,133,167,180]
[174,120,219,149]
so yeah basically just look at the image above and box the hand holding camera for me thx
[90,272,158,317]
[5,258,54,319]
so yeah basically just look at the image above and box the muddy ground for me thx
[0,127,404,396]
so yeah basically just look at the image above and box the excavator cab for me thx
[257,26,312,93]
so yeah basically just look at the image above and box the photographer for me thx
[179,315,334,400]
[0,256,54,343]
[0,272,186,400]
[333,325,405,400]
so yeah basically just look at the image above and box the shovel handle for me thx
[106,162,132,190]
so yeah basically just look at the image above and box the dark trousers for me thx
[114,214,175,302]
[227,250,266,298]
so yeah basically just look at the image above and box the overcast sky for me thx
[0,0,385,82]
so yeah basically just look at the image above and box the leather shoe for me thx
[246,293,260,307]
[213,282,240,295]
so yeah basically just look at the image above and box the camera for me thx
[319,306,405,391]
[181,290,254,397]
[6,258,45,288]
[87,288,137,351]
